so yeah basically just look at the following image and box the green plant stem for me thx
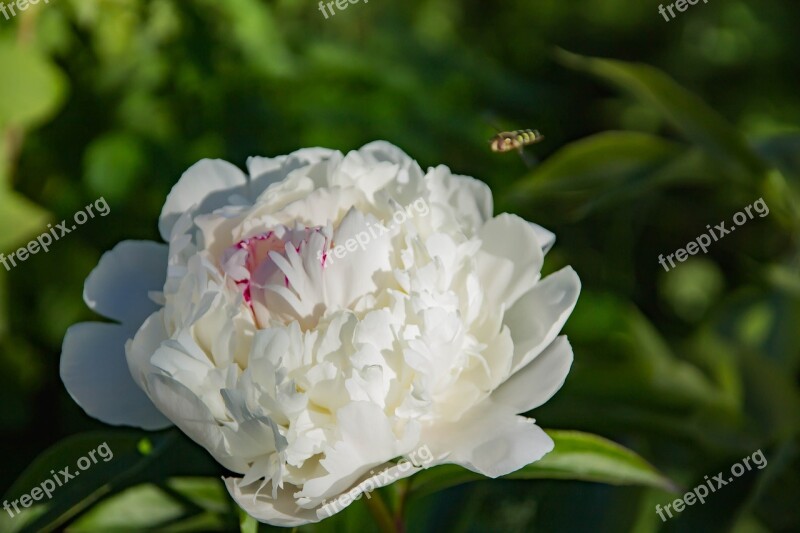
[363,490,398,533]
[393,478,410,533]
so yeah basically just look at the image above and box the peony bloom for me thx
[60,142,581,526]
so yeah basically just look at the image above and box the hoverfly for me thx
[489,129,544,154]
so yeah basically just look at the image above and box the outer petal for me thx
[60,322,171,430]
[125,309,169,391]
[226,460,421,527]
[225,478,319,527]
[83,240,168,325]
[145,373,248,472]
[491,336,573,414]
[159,159,249,241]
[476,213,545,308]
[504,267,581,374]
[529,222,556,254]
[423,400,553,478]
[247,148,337,198]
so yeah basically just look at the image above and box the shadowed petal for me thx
[247,148,337,198]
[226,459,421,526]
[159,159,248,241]
[476,213,545,308]
[504,267,581,374]
[83,240,168,325]
[423,400,553,478]
[146,373,248,473]
[529,222,556,254]
[60,322,171,430]
[226,477,320,527]
[492,336,573,414]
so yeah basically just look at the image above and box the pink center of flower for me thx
[225,231,283,306]
[221,226,327,309]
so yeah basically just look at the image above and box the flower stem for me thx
[393,478,411,533]
[363,489,398,533]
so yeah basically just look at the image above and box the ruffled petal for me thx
[60,322,171,430]
[357,140,415,166]
[226,457,421,526]
[296,402,419,501]
[225,477,320,527]
[427,169,493,236]
[247,148,337,198]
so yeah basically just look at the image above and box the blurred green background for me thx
[1,0,799,531]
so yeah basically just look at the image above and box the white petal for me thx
[83,240,167,325]
[159,159,248,241]
[225,477,320,527]
[314,462,420,520]
[357,141,429,202]
[125,309,169,391]
[491,336,573,414]
[358,141,414,166]
[60,322,171,430]
[423,400,553,478]
[226,458,421,526]
[529,222,556,254]
[505,267,581,374]
[247,148,336,198]
[145,373,248,472]
[476,213,545,308]
[427,170,493,236]
[297,402,419,501]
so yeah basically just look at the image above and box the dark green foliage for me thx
[1,0,799,531]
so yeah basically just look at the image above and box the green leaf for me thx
[566,293,734,411]
[408,430,676,501]
[556,50,769,178]
[0,431,178,533]
[69,478,232,532]
[67,484,186,532]
[508,431,676,488]
[0,189,51,252]
[506,131,681,219]
[240,509,258,533]
[0,39,67,131]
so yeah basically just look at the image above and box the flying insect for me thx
[489,129,544,154]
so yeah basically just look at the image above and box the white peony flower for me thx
[60,141,581,526]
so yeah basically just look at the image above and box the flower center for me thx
[220,225,330,325]
[221,231,286,307]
